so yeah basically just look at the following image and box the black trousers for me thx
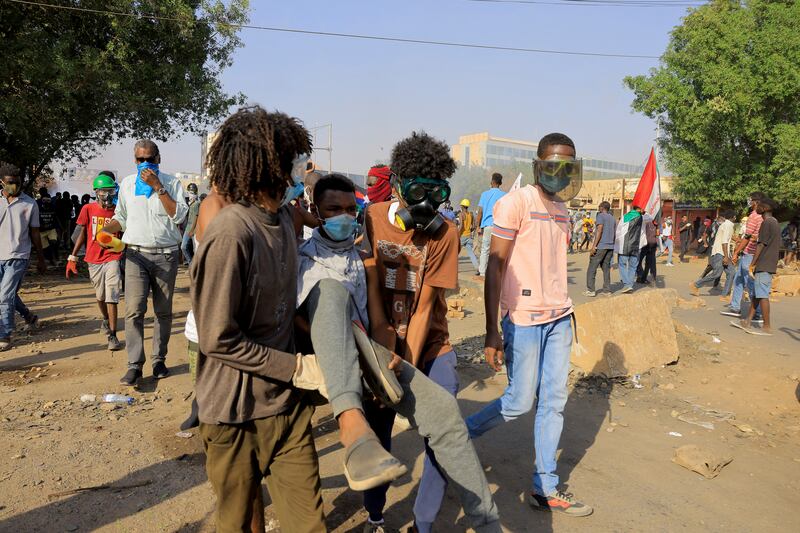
[637,244,658,282]
[586,248,613,292]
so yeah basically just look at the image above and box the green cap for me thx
[93,174,116,190]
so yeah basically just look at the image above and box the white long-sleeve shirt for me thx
[113,172,188,248]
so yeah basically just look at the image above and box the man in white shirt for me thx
[690,209,734,295]
[660,216,674,266]
[101,140,188,385]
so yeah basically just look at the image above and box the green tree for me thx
[624,0,800,207]
[0,0,249,186]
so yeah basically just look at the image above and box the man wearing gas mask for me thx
[100,139,188,386]
[362,132,500,532]
[66,174,125,351]
[0,163,47,351]
[466,133,594,517]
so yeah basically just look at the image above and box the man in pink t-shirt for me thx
[721,191,765,322]
[466,133,592,518]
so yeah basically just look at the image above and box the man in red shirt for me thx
[66,174,124,350]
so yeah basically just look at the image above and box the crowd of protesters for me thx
[2,105,797,531]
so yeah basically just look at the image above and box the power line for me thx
[6,0,660,59]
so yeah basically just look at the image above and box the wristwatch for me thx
[157,187,167,196]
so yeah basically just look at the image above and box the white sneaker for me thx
[583,290,597,297]
[0,339,10,351]
[666,262,675,267]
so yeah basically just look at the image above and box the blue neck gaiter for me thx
[135,162,160,198]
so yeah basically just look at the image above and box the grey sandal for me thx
[343,433,407,491]
[351,322,404,407]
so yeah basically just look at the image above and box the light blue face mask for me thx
[135,162,160,198]
[322,213,358,241]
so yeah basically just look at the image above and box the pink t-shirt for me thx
[492,185,573,326]
[744,212,763,255]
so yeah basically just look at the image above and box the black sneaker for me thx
[152,362,170,379]
[179,398,200,431]
[529,490,593,517]
[120,368,142,386]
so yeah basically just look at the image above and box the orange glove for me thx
[66,255,79,279]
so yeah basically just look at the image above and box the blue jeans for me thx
[180,230,194,265]
[460,236,479,272]
[722,260,736,296]
[730,253,760,317]
[467,314,572,497]
[618,254,639,289]
[662,238,673,263]
[0,259,29,339]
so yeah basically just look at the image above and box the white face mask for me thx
[188,192,198,202]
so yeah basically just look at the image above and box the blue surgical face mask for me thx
[322,213,358,241]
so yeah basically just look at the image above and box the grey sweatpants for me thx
[305,279,500,532]
[125,248,179,370]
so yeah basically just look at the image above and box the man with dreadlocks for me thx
[190,106,326,532]
[361,132,501,533]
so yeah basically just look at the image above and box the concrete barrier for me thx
[570,289,679,377]
[771,274,800,296]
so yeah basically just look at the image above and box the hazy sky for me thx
[78,0,697,177]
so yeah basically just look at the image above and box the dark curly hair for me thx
[0,162,21,178]
[207,106,312,202]
[390,131,456,181]
[537,133,576,158]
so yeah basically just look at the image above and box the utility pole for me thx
[310,124,333,172]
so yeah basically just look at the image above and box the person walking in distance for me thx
[100,140,188,386]
[690,209,735,296]
[678,215,692,262]
[616,206,647,294]
[732,197,779,335]
[66,174,125,351]
[0,164,47,351]
[636,214,658,285]
[458,198,480,273]
[584,201,616,296]
[721,192,765,325]
[181,183,200,265]
[661,215,674,266]
[467,133,593,517]
[476,173,505,278]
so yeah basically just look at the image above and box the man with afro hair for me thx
[362,132,500,532]
[189,106,327,532]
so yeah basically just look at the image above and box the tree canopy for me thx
[0,0,249,185]
[624,0,800,208]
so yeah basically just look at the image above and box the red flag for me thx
[632,148,661,218]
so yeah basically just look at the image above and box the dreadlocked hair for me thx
[390,131,456,181]
[207,106,312,203]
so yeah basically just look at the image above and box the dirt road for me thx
[0,251,798,532]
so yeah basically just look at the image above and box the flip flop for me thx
[343,433,408,491]
[351,322,404,407]
[747,329,773,336]
[729,320,751,333]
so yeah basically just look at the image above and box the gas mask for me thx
[533,155,583,203]
[96,188,117,209]
[394,177,451,234]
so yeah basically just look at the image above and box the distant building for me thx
[451,132,645,180]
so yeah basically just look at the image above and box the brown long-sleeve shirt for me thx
[190,202,299,424]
